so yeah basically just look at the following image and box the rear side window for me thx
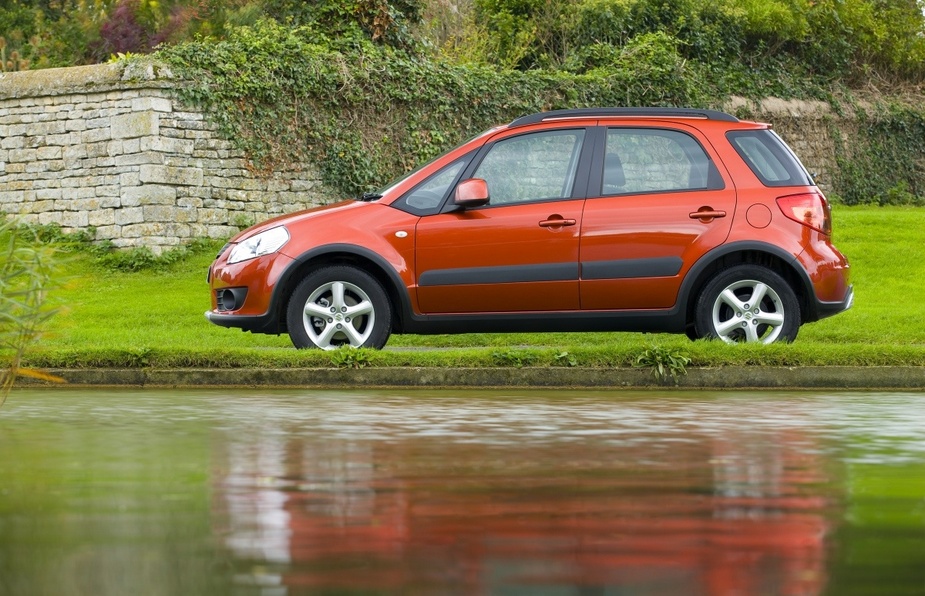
[603,128,724,196]
[727,130,813,187]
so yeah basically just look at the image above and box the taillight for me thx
[776,193,831,234]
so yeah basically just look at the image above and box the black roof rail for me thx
[509,107,739,128]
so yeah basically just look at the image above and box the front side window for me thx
[393,156,469,215]
[473,130,585,205]
[603,128,723,196]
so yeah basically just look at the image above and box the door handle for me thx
[539,217,577,228]
[689,208,727,222]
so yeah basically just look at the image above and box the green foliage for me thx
[158,20,714,197]
[490,349,538,368]
[0,218,61,404]
[833,104,925,206]
[553,351,578,367]
[16,223,217,272]
[462,0,925,82]
[329,346,374,368]
[634,344,691,384]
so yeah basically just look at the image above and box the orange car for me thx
[206,108,852,349]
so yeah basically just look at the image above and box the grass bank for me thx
[23,206,925,370]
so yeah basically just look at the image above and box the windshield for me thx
[371,127,502,198]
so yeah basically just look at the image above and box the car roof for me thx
[508,107,740,129]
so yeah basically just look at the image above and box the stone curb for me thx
[15,366,925,390]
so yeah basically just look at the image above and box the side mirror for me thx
[454,178,490,208]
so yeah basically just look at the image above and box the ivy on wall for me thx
[833,105,925,206]
[157,19,709,198]
[156,19,925,204]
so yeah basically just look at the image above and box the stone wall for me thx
[0,62,333,253]
[1,63,850,253]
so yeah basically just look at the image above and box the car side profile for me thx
[206,107,853,349]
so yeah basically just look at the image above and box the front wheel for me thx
[694,265,800,344]
[286,266,392,350]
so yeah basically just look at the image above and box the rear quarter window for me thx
[727,130,813,187]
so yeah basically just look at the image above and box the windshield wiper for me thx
[358,192,383,202]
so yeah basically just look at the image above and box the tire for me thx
[286,266,392,350]
[694,265,800,344]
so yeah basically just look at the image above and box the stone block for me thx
[38,212,63,225]
[95,225,120,239]
[89,208,116,226]
[82,127,111,143]
[207,225,239,238]
[46,133,78,146]
[132,96,173,113]
[121,222,189,238]
[30,121,66,136]
[35,189,63,201]
[198,208,227,224]
[121,138,139,154]
[114,151,163,166]
[122,184,177,206]
[142,205,181,221]
[140,136,195,154]
[0,136,24,150]
[65,119,88,132]
[290,179,318,192]
[177,196,204,208]
[112,111,159,139]
[59,211,89,228]
[95,186,121,202]
[81,141,110,158]
[9,149,37,163]
[120,172,140,187]
[0,190,25,203]
[28,200,54,212]
[64,145,88,162]
[115,207,144,225]
[36,146,63,160]
[140,164,203,187]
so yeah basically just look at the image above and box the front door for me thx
[416,129,588,314]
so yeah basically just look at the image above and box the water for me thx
[1,389,923,596]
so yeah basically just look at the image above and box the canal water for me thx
[0,389,923,596]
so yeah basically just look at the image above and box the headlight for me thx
[227,226,290,264]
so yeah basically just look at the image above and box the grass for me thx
[22,206,925,369]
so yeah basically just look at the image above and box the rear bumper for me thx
[814,284,854,321]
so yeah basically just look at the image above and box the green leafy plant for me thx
[0,218,64,405]
[330,346,374,368]
[553,351,577,367]
[634,344,692,385]
[490,349,537,368]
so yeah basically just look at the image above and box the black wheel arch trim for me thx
[677,240,820,323]
[270,244,414,333]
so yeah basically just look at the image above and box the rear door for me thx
[415,128,589,314]
[580,125,736,310]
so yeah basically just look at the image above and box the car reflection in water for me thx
[216,425,830,594]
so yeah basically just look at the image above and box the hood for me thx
[227,200,372,243]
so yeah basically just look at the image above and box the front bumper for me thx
[205,310,282,334]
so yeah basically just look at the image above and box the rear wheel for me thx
[286,266,392,350]
[694,265,800,344]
